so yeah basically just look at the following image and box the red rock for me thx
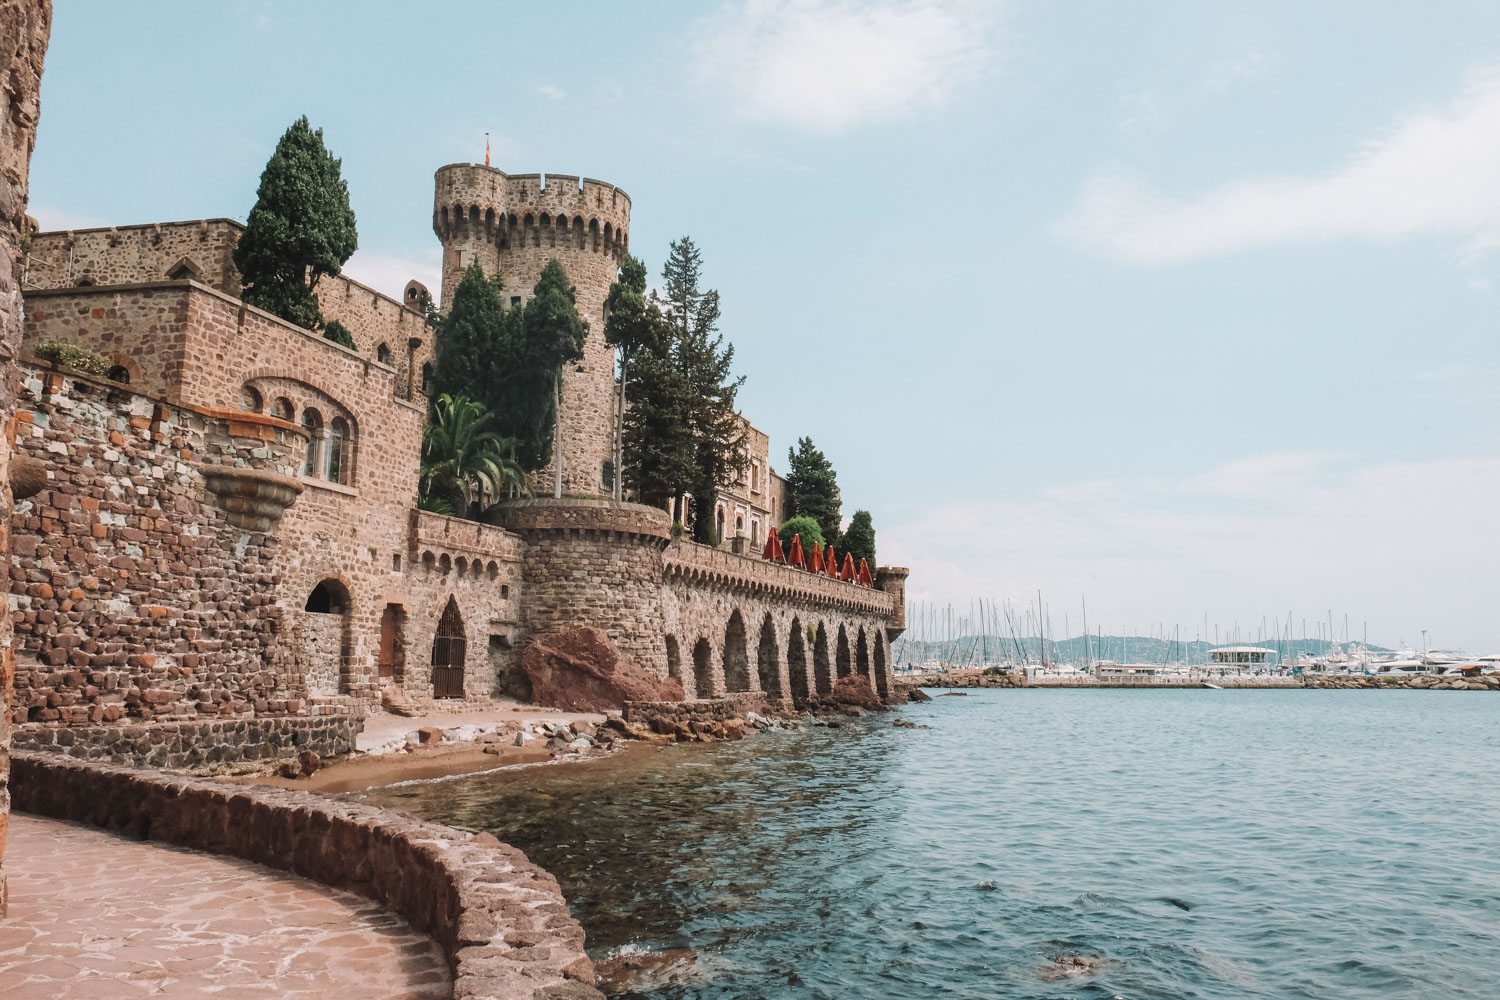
[827,673,884,710]
[520,627,684,713]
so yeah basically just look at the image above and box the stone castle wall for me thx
[434,165,629,497]
[1,0,53,914]
[8,364,318,723]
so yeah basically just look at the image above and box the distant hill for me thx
[889,634,1390,668]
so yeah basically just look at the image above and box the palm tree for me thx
[420,393,527,516]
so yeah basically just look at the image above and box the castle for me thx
[7,162,909,768]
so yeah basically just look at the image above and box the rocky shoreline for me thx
[896,670,1500,692]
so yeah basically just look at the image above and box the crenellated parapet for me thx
[665,539,895,618]
[432,164,630,260]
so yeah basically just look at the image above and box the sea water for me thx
[361,690,1500,998]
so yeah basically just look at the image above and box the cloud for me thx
[692,0,1001,132]
[1059,66,1500,264]
[536,84,566,101]
[882,451,1500,650]
[344,249,442,304]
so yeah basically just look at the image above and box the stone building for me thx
[6,160,909,772]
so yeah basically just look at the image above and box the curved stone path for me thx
[0,813,451,999]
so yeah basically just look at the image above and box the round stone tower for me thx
[433,164,630,497]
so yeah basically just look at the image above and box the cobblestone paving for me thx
[0,814,451,999]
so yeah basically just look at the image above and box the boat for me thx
[1203,682,1223,690]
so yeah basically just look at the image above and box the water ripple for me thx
[361,690,1500,999]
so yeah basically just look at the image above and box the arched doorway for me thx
[836,624,852,679]
[787,618,810,706]
[874,632,890,699]
[757,613,782,698]
[723,610,751,692]
[431,596,466,699]
[692,638,714,698]
[301,578,351,696]
[813,623,832,695]
[856,626,871,679]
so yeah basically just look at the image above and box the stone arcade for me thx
[7,162,910,769]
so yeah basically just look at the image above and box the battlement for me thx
[432,163,629,257]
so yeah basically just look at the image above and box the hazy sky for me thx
[28,1,1500,650]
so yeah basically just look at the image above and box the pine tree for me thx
[603,255,665,500]
[433,264,507,408]
[785,436,842,546]
[498,260,587,473]
[841,509,876,569]
[234,116,357,330]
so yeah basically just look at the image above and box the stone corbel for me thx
[201,466,304,532]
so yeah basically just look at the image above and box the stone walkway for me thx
[0,814,451,999]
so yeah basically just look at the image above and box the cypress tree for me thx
[497,260,587,472]
[604,255,665,500]
[785,436,842,546]
[234,116,357,330]
[841,509,876,569]
[433,264,506,407]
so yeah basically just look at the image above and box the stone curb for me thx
[11,751,603,1000]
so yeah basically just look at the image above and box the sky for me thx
[27,1,1500,651]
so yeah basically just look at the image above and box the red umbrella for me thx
[857,558,873,586]
[841,552,857,581]
[824,543,839,578]
[808,542,823,574]
[787,533,805,569]
[761,532,777,561]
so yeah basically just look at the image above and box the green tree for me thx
[433,264,508,407]
[496,260,588,476]
[603,255,665,501]
[234,116,357,330]
[622,332,695,512]
[420,394,526,516]
[778,515,824,555]
[322,320,355,350]
[785,436,842,546]
[841,509,876,569]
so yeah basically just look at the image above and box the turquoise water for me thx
[363,690,1500,998]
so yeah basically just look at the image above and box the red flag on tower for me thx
[484,133,491,167]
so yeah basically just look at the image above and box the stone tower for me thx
[433,164,630,498]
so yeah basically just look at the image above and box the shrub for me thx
[323,320,356,350]
[778,515,824,554]
[34,341,110,375]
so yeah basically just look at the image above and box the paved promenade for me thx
[0,814,451,999]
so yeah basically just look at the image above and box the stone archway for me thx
[835,624,852,679]
[813,623,832,695]
[692,638,714,699]
[431,596,466,699]
[665,634,683,687]
[856,626,871,680]
[301,578,352,696]
[874,632,890,699]
[756,613,783,699]
[787,618,810,706]
[723,610,751,693]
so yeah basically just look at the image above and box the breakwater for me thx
[898,670,1500,692]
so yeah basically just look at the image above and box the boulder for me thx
[906,686,933,703]
[520,627,685,713]
[827,673,885,711]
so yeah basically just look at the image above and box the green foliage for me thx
[604,255,666,498]
[503,260,588,471]
[234,116,357,331]
[416,493,455,516]
[622,237,745,538]
[433,264,508,408]
[34,341,109,375]
[785,436,842,546]
[322,320,356,350]
[841,509,876,569]
[420,393,527,516]
[778,515,824,554]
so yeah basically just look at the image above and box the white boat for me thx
[1203,682,1223,690]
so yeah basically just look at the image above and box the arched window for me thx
[421,363,434,395]
[715,506,725,544]
[272,397,294,421]
[431,596,466,699]
[105,364,131,384]
[301,409,324,478]
[240,384,263,412]
[376,342,391,365]
[304,579,349,614]
[326,417,349,484]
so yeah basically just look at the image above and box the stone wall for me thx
[8,363,323,725]
[23,219,435,397]
[1,0,54,916]
[11,753,602,998]
[434,165,629,497]
[11,715,358,773]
